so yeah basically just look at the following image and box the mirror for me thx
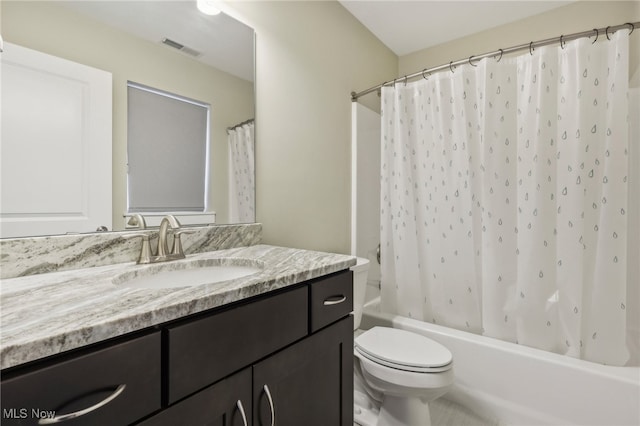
[0,0,255,237]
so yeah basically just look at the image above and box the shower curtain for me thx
[380,31,631,365]
[228,121,255,223]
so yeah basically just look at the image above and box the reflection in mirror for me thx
[126,82,211,214]
[0,0,255,238]
[227,119,255,223]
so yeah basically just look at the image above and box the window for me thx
[126,82,210,213]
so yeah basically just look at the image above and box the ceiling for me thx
[339,1,573,56]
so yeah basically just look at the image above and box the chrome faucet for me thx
[157,214,182,259]
[126,214,192,264]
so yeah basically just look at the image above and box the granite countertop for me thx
[0,244,356,370]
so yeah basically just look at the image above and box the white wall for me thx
[351,103,381,301]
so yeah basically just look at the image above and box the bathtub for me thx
[360,297,640,426]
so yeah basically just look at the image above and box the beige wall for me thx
[399,1,640,86]
[2,1,254,229]
[226,1,397,253]
[223,1,640,254]
[9,1,630,255]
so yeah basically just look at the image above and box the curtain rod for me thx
[226,118,254,133]
[351,21,638,101]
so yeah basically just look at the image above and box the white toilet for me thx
[351,258,454,426]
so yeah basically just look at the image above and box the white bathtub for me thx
[360,297,640,426]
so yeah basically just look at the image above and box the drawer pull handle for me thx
[236,400,248,426]
[263,384,275,426]
[323,295,347,306]
[38,384,126,425]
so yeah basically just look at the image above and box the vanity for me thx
[0,239,356,425]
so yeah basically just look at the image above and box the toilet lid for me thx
[355,327,452,372]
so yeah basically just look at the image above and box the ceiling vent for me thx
[161,38,201,57]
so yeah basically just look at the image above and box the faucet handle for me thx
[171,230,195,257]
[124,233,153,264]
[127,214,147,229]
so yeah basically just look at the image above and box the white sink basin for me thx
[113,258,264,289]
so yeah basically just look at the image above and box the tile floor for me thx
[354,397,499,426]
[429,398,499,426]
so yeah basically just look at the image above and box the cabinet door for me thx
[138,368,251,426]
[253,316,353,426]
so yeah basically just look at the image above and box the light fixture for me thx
[197,0,222,16]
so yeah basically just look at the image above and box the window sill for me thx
[124,212,216,228]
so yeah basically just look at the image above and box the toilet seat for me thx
[355,327,452,373]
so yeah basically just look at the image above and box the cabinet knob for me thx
[38,384,126,425]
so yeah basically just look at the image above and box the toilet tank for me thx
[350,257,370,330]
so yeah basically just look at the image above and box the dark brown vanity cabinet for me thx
[1,269,354,426]
[165,285,310,405]
[0,332,162,425]
[253,316,353,426]
[143,316,353,426]
[138,367,253,426]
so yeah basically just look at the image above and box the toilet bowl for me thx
[350,258,453,426]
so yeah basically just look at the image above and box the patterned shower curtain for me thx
[228,121,255,223]
[380,31,630,365]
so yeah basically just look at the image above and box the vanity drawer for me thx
[1,332,161,426]
[166,286,308,404]
[309,270,353,332]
